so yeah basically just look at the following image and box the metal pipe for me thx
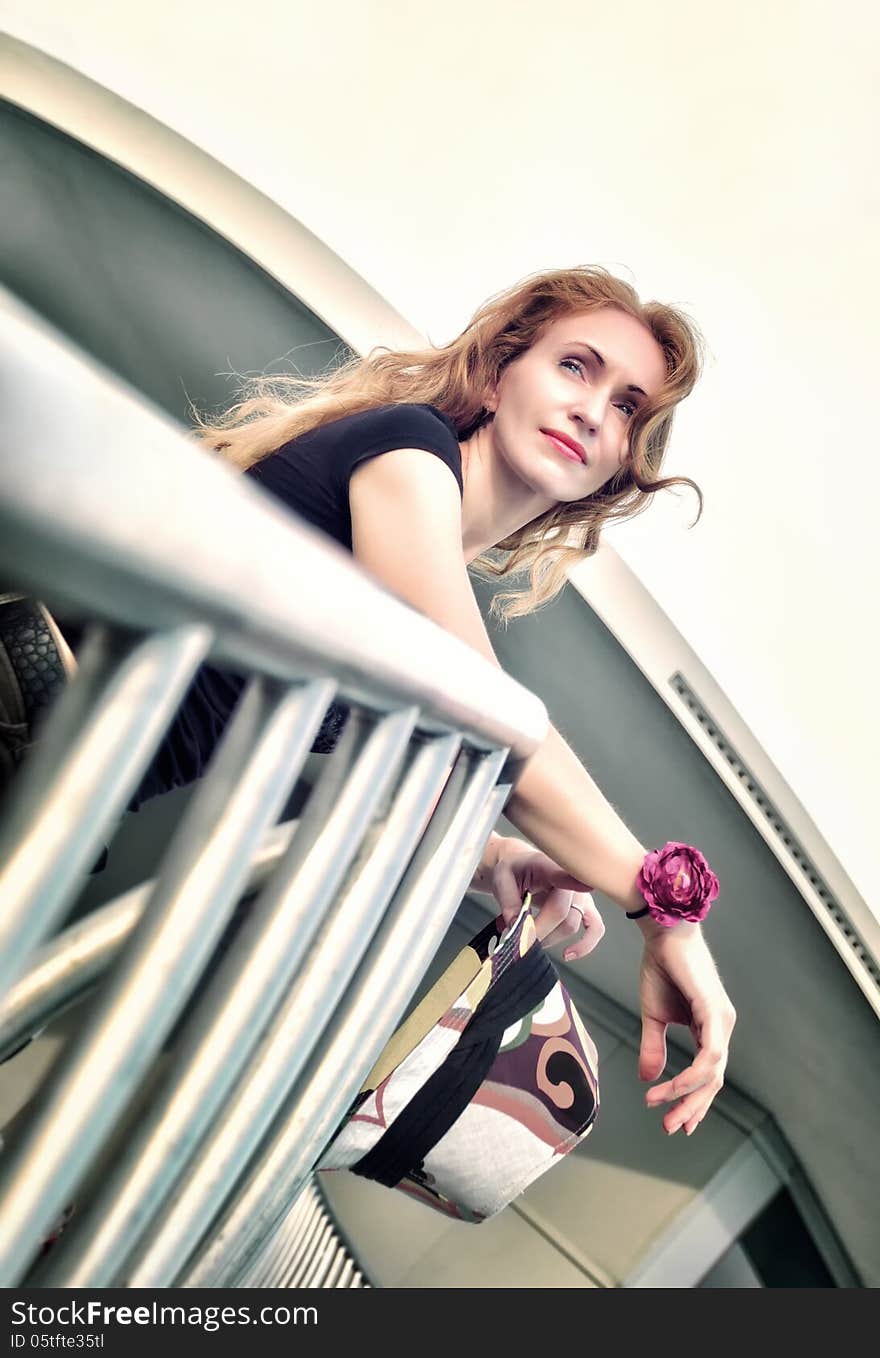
[0,677,334,1284]
[0,822,296,1063]
[0,623,212,998]
[177,752,509,1288]
[41,708,432,1285]
[114,732,467,1286]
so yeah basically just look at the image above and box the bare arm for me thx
[350,448,736,1138]
[504,724,653,923]
[350,448,648,921]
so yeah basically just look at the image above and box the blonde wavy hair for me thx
[197,266,705,621]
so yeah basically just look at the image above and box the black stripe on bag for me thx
[354,943,555,1189]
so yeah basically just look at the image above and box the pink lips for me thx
[541,429,587,465]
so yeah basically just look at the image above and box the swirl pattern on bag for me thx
[320,899,600,1222]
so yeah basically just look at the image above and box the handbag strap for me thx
[358,902,533,1095]
[353,940,554,1189]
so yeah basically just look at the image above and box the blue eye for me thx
[562,356,638,418]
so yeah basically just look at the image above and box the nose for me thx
[571,388,608,439]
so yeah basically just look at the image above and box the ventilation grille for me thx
[669,672,880,994]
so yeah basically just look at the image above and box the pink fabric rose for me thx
[636,842,719,927]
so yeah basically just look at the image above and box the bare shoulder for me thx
[350,445,462,511]
[348,447,498,667]
[349,446,463,554]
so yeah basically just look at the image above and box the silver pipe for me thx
[179,752,509,1288]
[299,1219,336,1289]
[0,677,335,1284]
[213,778,511,1291]
[114,730,464,1287]
[278,1192,324,1285]
[240,1187,320,1288]
[321,1249,347,1291]
[286,1208,329,1290]
[223,781,510,1290]
[0,822,296,1063]
[41,707,429,1285]
[267,1191,321,1290]
[0,892,143,1064]
[336,1258,357,1289]
[0,623,212,998]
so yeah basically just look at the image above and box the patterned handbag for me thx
[319,894,600,1222]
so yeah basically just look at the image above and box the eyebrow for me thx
[569,341,648,398]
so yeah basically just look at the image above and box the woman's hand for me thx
[482,836,605,962]
[637,921,737,1135]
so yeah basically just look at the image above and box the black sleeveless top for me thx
[130,403,463,809]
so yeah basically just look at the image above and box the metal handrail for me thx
[0,291,548,1287]
[0,289,547,757]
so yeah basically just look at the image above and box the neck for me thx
[458,422,556,564]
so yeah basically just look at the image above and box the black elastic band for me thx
[354,942,554,1189]
[626,905,650,919]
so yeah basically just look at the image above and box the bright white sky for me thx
[3,0,878,907]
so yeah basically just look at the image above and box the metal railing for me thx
[0,290,548,1287]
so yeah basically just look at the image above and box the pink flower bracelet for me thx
[625,842,720,927]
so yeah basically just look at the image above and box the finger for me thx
[682,1106,715,1136]
[644,1064,715,1107]
[532,887,575,942]
[645,1060,708,1101]
[541,917,580,950]
[565,894,604,957]
[562,929,602,961]
[645,1048,728,1125]
[654,1026,730,1104]
[661,1075,724,1134]
[643,993,734,1102]
[542,892,589,943]
[541,888,595,939]
[643,1054,719,1125]
[563,898,605,960]
[657,1089,715,1136]
[491,858,528,925]
[638,1015,669,1083]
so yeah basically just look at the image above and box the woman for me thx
[130,263,730,1143]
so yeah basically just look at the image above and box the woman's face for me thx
[487,306,668,503]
